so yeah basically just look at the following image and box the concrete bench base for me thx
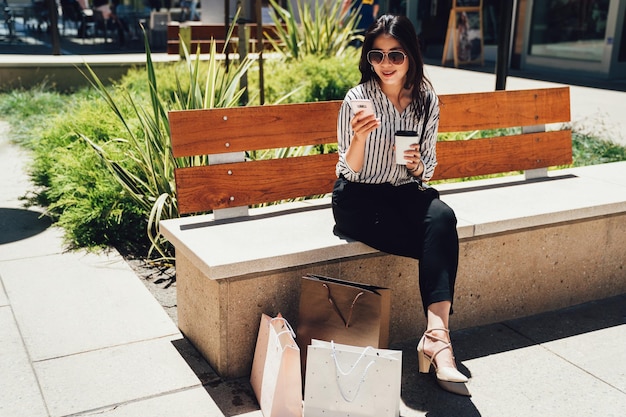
[162,162,626,378]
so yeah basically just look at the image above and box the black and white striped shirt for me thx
[336,79,439,185]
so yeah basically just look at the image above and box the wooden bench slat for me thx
[169,87,570,158]
[175,153,338,213]
[435,130,573,180]
[169,102,342,158]
[439,87,571,132]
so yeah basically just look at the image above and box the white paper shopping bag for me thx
[250,313,303,417]
[303,339,402,417]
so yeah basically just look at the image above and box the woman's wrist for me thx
[409,159,423,176]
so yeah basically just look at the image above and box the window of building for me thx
[528,0,611,62]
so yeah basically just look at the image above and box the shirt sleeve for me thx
[419,91,439,182]
[335,99,361,181]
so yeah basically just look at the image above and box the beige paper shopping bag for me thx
[250,313,303,417]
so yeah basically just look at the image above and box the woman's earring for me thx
[370,65,374,72]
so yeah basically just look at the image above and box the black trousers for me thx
[331,176,459,316]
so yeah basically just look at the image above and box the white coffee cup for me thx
[395,131,418,165]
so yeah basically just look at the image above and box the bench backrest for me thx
[168,87,571,217]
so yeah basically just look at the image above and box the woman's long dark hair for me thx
[359,14,433,109]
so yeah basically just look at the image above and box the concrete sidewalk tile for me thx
[505,294,626,393]
[541,325,626,393]
[0,277,7,307]
[464,343,626,417]
[1,250,179,361]
[455,323,625,417]
[202,377,261,417]
[399,319,626,417]
[396,324,524,417]
[79,387,225,417]
[34,337,202,417]
[0,307,48,417]
[0,224,65,262]
[0,123,31,209]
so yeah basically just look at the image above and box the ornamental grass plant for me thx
[265,0,362,60]
[77,28,255,261]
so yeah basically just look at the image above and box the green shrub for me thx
[0,88,71,147]
[1,87,150,251]
[572,130,626,166]
[248,52,360,104]
[46,140,147,254]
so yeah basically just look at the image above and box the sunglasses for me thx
[367,50,407,65]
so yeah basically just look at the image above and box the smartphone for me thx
[349,99,375,117]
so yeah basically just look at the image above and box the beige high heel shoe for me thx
[417,328,471,396]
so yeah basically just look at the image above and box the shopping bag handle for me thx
[306,273,385,295]
[268,316,298,353]
[269,316,296,339]
[330,341,376,403]
[323,283,364,328]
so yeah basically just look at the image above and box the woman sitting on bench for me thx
[332,14,470,396]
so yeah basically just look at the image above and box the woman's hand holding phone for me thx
[349,99,375,117]
[349,99,380,140]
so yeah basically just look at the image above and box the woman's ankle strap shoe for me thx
[417,328,470,395]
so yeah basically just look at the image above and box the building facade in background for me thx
[199,0,625,79]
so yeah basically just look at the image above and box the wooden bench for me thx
[167,22,282,55]
[160,86,626,378]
